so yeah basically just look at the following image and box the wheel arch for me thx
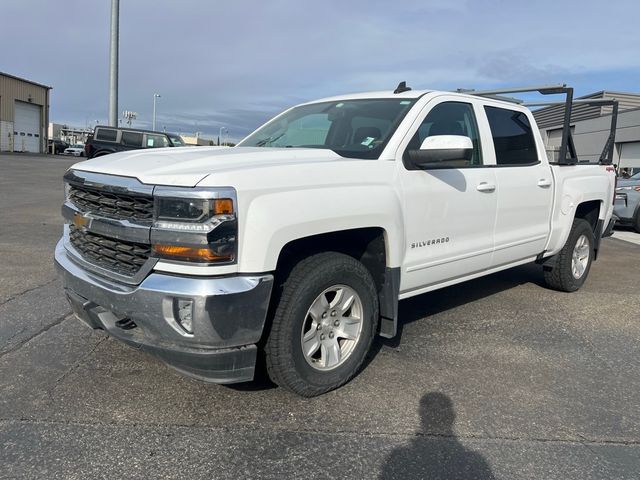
[272,227,400,338]
[574,199,603,259]
[93,149,115,157]
[542,198,603,268]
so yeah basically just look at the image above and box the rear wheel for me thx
[543,218,595,292]
[265,252,379,397]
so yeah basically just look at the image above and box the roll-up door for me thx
[14,101,41,152]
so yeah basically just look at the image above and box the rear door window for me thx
[484,106,538,165]
[95,128,118,142]
[121,131,143,147]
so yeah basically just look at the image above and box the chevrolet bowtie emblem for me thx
[73,212,90,229]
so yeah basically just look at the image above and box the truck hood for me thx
[71,146,343,186]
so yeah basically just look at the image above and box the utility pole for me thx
[152,93,161,131]
[108,0,119,126]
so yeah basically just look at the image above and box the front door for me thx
[398,98,498,296]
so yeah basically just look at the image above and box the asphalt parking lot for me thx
[1,153,639,479]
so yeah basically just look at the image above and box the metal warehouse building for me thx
[0,72,51,153]
[533,91,640,173]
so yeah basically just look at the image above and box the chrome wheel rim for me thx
[571,234,590,279]
[300,284,363,371]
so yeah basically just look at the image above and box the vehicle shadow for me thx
[377,261,545,351]
[233,262,545,392]
[380,392,495,480]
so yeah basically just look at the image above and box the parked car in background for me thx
[63,144,85,157]
[167,133,186,147]
[84,126,185,159]
[614,171,640,232]
[48,139,69,154]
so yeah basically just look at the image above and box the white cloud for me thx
[2,0,638,137]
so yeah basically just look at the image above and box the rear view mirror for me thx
[405,135,473,169]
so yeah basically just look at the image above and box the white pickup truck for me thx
[55,84,617,396]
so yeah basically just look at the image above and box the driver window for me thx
[145,134,170,148]
[406,101,483,166]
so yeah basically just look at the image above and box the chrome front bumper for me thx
[55,239,274,383]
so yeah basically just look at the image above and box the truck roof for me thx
[304,89,517,107]
[308,89,432,104]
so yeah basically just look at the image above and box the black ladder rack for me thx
[455,84,618,166]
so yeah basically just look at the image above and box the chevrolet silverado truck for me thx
[55,83,618,396]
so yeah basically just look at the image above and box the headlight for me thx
[155,197,234,230]
[151,188,237,264]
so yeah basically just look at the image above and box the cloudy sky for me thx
[2,0,639,140]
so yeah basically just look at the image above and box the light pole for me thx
[108,0,119,126]
[219,126,227,146]
[152,93,161,131]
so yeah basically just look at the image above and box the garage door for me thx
[14,101,41,153]
[619,142,640,169]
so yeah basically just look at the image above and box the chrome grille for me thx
[69,225,151,277]
[69,185,153,221]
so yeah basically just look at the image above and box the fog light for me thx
[176,299,194,334]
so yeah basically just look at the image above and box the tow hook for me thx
[115,318,137,330]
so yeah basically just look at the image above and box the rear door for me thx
[481,104,553,266]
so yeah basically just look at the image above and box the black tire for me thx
[265,252,379,397]
[543,218,595,292]
[634,209,640,234]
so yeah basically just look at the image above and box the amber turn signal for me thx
[213,198,234,215]
[153,244,233,262]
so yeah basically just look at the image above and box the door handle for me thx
[476,182,496,193]
[537,179,552,188]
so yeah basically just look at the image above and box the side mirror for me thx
[405,135,473,169]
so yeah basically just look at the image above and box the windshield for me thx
[238,98,416,159]
[168,134,185,147]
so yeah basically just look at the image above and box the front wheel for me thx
[265,252,379,397]
[543,218,595,292]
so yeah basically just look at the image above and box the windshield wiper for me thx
[255,132,285,147]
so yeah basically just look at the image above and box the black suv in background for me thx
[84,126,186,159]
[48,139,70,154]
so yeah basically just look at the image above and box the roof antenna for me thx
[394,81,412,94]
